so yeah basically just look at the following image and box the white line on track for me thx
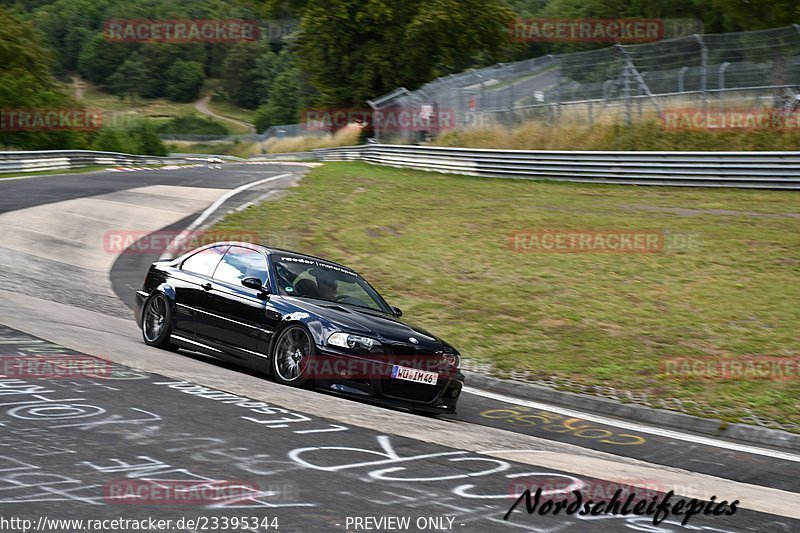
[465,386,800,463]
[159,172,293,260]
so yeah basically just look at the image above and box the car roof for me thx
[206,241,355,272]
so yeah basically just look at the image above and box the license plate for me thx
[391,365,438,386]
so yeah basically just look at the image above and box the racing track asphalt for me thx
[0,163,797,532]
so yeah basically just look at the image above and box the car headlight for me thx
[443,353,460,369]
[327,332,382,352]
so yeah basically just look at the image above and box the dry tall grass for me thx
[434,107,800,151]
[262,124,363,153]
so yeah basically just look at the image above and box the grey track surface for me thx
[0,165,301,320]
[0,164,797,532]
[0,324,790,533]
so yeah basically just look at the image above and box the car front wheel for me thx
[271,325,314,387]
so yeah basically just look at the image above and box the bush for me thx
[156,115,230,135]
[90,120,167,155]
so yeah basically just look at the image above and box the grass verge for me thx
[0,165,113,179]
[209,162,800,428]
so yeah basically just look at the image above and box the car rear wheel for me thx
[272,325,314,387]
[142,293,174,349]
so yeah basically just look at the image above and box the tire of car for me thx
[271,325,315,388]
[141,293,175,349]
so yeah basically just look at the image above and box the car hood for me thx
[284,297,454,352]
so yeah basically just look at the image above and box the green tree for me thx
[0,7,89,149]
[294,0,516,106]
[32,0,112,73]
[697,0,799,32]
[254,65,302,130]
[106,55,155,99]
[165,60,205,102]
[222,42,273,108]
[77,33,131,85]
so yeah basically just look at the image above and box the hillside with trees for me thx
[1,0,797,151]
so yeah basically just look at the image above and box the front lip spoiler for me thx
[321,387,459,415]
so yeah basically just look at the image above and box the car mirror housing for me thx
[391,306,403,317]
[242,277,268,293]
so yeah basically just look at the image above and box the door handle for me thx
[201,283,213,291]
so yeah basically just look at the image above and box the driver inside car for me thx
[317,275,338,301]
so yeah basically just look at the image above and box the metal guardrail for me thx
[5,147,798,189]
[249,151,317,161]
[312,145,800,189]
[0,150,206,174]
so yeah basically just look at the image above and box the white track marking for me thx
[465,387,800,463]
[159,173,292,260]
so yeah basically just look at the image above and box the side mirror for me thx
[242,277,268,294]
[391,306,403,318]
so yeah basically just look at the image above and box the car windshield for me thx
[272,255,391,313]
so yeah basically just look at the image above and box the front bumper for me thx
[313,349,464,414]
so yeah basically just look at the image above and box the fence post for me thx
[603,79,613,101]
[718,62,729,108]
[616,45,632,126]
[548,55,561,125]
[694,34,708,113]
[678,66,688,93]
[367,101,381,143]
[507,68,515,133]
[617,44,660,118]
[623,63,632,125]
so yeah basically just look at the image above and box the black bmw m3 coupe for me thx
[134,242,464,414]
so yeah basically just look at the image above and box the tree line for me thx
[0,0,797,151]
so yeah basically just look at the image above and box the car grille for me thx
[381,343,445,403]
[386,343,442,365]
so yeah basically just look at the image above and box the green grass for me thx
[64,80,242,133]
[209,162,800,427]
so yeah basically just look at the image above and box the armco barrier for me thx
[5,147,800,188]
[311,145,800,189]
[0,150,207,174]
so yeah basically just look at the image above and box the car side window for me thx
[213,246,269,287]
[181,246,228,277]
